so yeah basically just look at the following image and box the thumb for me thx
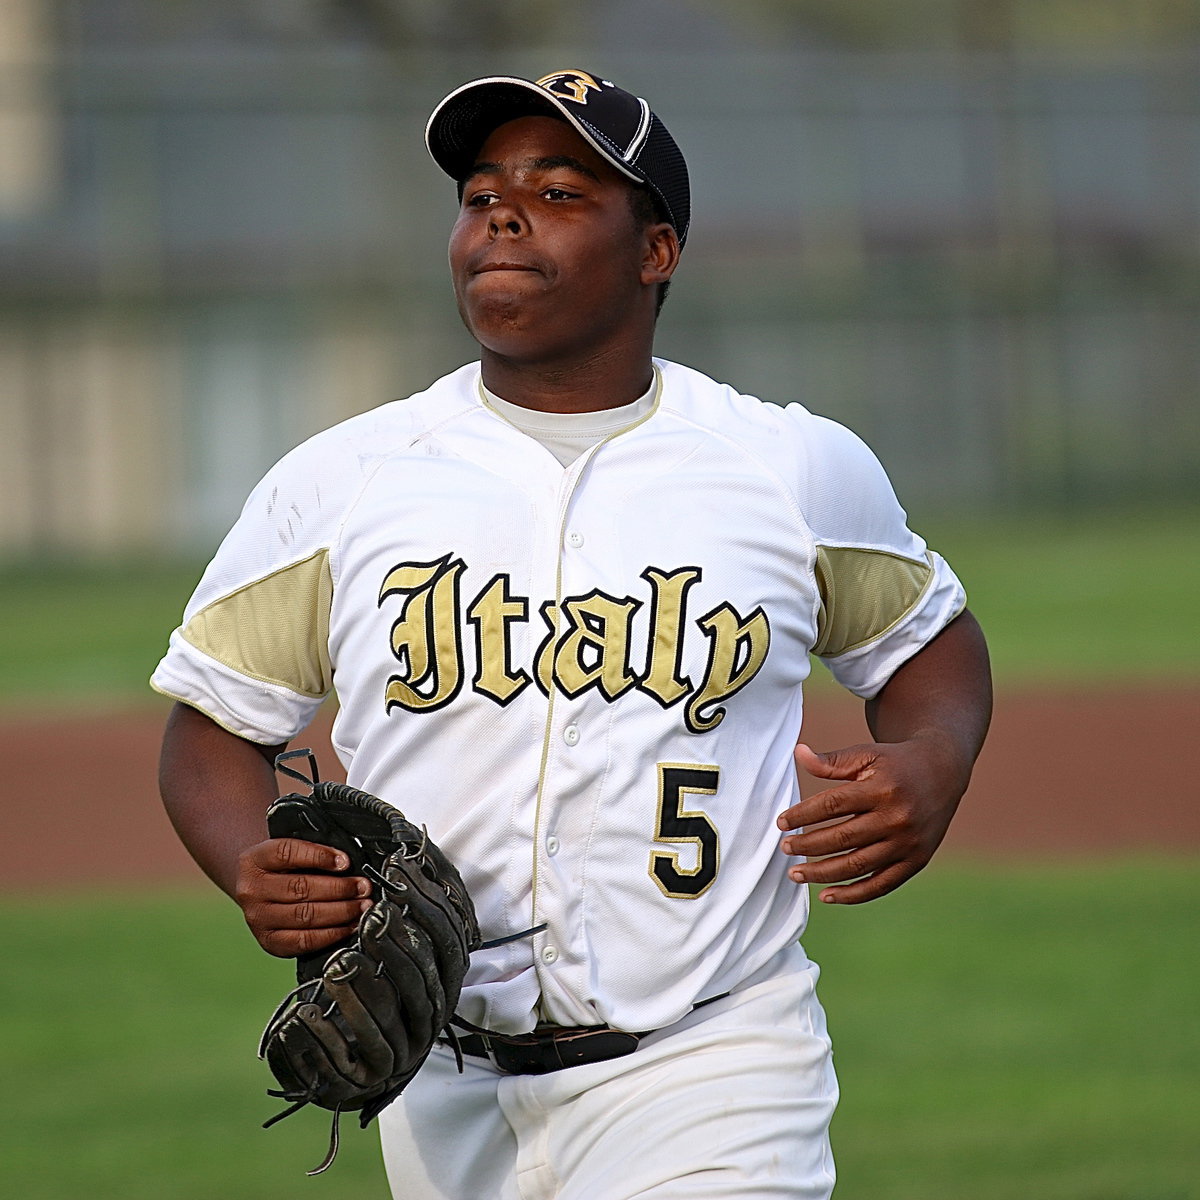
[794,742,879,782]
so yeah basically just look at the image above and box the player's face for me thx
[448,115,671,366]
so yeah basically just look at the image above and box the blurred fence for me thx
[1,45,1198,555]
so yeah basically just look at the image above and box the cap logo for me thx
[536,69,601,106]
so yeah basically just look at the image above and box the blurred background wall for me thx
[1,0,1197,556]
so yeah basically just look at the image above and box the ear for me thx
[640,223,681,287]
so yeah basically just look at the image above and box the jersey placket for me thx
[526,445,599,1018]
[526,418,657,1026]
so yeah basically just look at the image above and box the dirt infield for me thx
[5,683,1197,891]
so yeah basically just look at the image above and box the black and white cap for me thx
[426,69,691,247]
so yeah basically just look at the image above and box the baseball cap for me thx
[425,69,691,247]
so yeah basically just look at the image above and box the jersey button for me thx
[563,725,580,746]
[566,530,584,548]
[541,946,559,964]
[546,836,560,856]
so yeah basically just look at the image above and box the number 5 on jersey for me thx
[651,764,720,898]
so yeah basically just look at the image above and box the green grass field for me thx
[0,558,205,704]
[917,506,1200,685]
[2,861,1196,1200]
[1,505,1198,704]
[805,859,1200,1200]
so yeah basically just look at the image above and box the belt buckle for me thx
[488,1025,641,1075]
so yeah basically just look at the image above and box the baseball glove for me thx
[258,749,481,1174]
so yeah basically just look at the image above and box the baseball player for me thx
[154,69,992,1199]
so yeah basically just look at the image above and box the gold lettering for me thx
[639,566,700,706]
[379,556,465,712]
[377,558,770,729]
[554,591,641,700]
[466,574,531,705]
[685,604,771,732]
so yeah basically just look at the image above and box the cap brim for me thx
[425,76,644,187]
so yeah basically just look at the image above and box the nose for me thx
[488,200,526,239]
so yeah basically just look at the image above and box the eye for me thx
[543,186,579,202]
[465,190,499,209]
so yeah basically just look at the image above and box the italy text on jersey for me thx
[379,556,769,736]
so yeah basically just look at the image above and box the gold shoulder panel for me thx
[181,549,333,697]
[812,546,934,659]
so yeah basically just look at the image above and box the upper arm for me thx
[864,608,992,758]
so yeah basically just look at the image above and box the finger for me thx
[249,895,373,935]
[811,861,920,906]
[780,813,881,859]
[256,921,364,959]
[794,742,879,782]
[777,779,880,831]
[786,843,892,889]
[246,892,373,959]
[251,869,373,905]
[246,837,352,874]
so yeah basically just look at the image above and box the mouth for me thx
[468,253,547,277]
[473,264,541,277]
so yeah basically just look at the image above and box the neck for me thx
[479,339,656,414]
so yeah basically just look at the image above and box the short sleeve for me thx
[789,410,967,698]
[148,412,392,742]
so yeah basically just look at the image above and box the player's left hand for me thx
[777,733,971,905]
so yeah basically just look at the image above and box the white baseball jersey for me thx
[152,358,965,1036]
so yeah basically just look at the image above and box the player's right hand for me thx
[234,838,373,958]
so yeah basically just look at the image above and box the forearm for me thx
[158,701,285,899]
[865,608,992,780]
[780,608,992,903]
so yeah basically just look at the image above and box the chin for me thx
[460,300,543,354]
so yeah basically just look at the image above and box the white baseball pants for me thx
[377,950,838,1199]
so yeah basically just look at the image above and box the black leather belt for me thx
[451,1023,645,1075]
[447,994,729,1076]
